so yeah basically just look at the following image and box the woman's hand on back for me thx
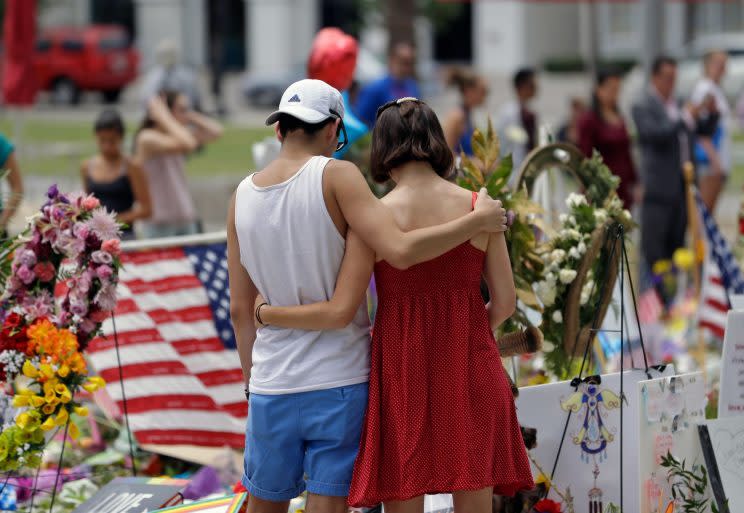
[473,188,508,233]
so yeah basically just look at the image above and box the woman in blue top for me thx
[443,68,489,157]
[0,134,24,238]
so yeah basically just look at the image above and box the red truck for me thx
[34,25,139,104]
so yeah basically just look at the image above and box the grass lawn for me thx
[0,117,273,178]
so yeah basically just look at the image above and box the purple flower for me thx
[91,250,113,265]
[47,184,59,199]
[72,222,90,239]
[70,299,88,317]
[86,209,121,241]
[16,249,37,268]
[22,290,54,321]
[55,234,85,259]
[96,265,114,280]
[16,265,35,285]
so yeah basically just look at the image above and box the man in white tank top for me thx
[227,79,507,513]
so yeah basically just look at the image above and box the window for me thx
[61,39,84,52]
[99,36,129,51]
[35,39,51,52]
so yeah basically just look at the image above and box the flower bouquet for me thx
[0,186,121,472]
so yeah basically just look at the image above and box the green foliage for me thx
[576,151,621,206]
[660,451,723,513]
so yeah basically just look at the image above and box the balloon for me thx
[307,27,358,91]
[334,91,368,159]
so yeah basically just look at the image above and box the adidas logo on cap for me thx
[288,94,301,103]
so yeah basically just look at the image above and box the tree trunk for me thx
[384,0,416,51]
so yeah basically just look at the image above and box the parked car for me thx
[34,25,139,105]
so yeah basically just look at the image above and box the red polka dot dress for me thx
[347,203,534,507]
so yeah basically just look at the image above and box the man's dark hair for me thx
[277,113,335,139]
[513,68,535,90]
[652,55,677,75]
[369,100,453,183]
[94,108,125,136]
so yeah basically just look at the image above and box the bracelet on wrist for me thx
[255,302,268,326]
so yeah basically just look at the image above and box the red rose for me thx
[3,313,23,331]
[534,499,562,513]
[33,261,56,282]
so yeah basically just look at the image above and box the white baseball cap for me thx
[265,79,345,126]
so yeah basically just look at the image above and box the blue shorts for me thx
[242,383,368,502]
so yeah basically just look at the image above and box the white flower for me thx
[594,209,607,224]
[551,249,566,264]
[569,215,577,225]
[580,279,594,305]
[545,272,557,284]
[577,241,587,255]
[566,192,587,209]
[552,310,563,323]
[536,281,556,307]
[569,247,580,260]
[505,125,528,144]
[559,213,568,224]
[542,340,556,352]
[623,209,632,220]
[568,229,582,240]
[559,269,577,284]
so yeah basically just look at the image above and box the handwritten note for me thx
[719,311,744,417]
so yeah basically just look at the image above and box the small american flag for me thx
[696,195,744,339]
[638,288,664,325]
[88,235,246,448]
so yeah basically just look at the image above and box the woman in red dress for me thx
[254,98,533,512]
[577,69,638,209]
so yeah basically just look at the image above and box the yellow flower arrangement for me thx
[0,321,105,471]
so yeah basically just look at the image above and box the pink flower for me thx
[70,299,88,317]
[91,250,113,265]
[96,265,113,280]
[22,291,54,321]
[79,318,97,336]
[94,283,118,311]
[16,266,35,285]
[82,195,101,211]
[33,262,56,282]
[55,234,85,259]
[72,222,90,239]
[85,209,121,241]
[16,249,37,268]
[101,239,121,256]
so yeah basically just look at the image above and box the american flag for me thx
[696,195,744,339]
[88,234,247,448]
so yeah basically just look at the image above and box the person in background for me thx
[140,39,202,112]
[134,91,223,238]
[690,50,730,212]
[631,56,699,294]
[354,42,421,128]
[578,69,638,209]
[496,68,538,176]
[556,97,587,146]
[0,134,23,238]
[442,67,489,156]
[81,109,152,240]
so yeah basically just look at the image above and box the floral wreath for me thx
[0,186,120,471]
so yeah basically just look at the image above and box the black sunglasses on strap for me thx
[329,108,348,152]
[375,96,422,120]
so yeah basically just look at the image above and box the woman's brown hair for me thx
[370,100,454,183]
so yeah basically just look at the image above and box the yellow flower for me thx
[54,408,69,427]
[535,472,551,490]
[12,395,30,408]
[43,379,58,396]
[30,395,45,408]
[15,413,30,429]
[57,365,70,378]
[22,360,38,379]
[69,422,80,440]
[652,259,672,276]
[40,417,55,431]
[82,376,105,393]
[73,406,88,417]
[0,435,8,461]
[42,404,56,415]
[673,248,694,271]
[16,411,39,431]
[39,363,55,380]
[54,383,69,397]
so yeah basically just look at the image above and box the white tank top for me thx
[234,156,370,395]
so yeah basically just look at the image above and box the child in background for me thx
[81,109,152,239]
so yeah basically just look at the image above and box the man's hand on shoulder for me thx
[474,188,508,233]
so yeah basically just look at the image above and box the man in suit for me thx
[632,56,700,287]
